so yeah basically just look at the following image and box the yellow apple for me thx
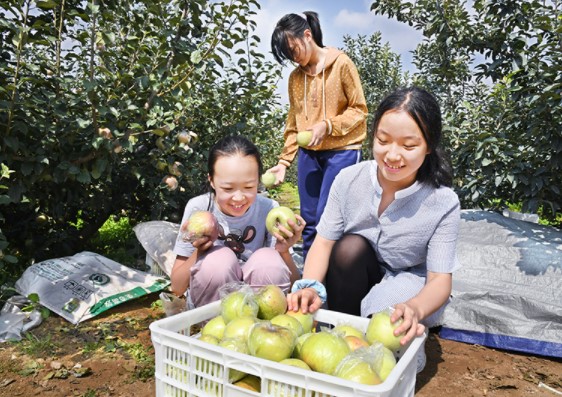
[296,130,313,147]
[261,172,276,188]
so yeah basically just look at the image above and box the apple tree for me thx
[370,0,561,222]
[0,0,284,273]
[342,32,410,157]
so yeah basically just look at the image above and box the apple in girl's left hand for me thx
[265,206,297,238]
[297,130,313,147]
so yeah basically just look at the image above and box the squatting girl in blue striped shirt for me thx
[288,86,461,373]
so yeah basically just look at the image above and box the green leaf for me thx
[77,118,91,128]
[28,293,40,303]
[36,0,57,9]
[77,169,92,183]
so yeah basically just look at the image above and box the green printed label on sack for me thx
[88,280,167,316]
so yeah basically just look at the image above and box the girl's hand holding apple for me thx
[308,120,328,147]
[390,302,426,347]
[180,216,216,253]
[273,214,306,253]
[189,234,215,253]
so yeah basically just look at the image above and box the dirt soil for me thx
[0,293,560,397]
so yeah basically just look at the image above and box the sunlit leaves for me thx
[371,0,561,221]
[0,0,283,270]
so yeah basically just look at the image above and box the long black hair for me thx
[271,11,324,64]
[370,86,453,188]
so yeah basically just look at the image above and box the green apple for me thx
[221,290,259,323]
[271,314,304,337]
[198,334,220,345]
[344,335,370,352]
[256,284,287,320]
[223,316,258,340]
[333,324,366,340]
[265,206,297,238]
[201,315,226,340]
[218,338,249,382]
[234,375,261,392]
[296,130,313,147]
[374,344,397,381]
[279,358,311,370]
[365,311,405,352]
[261,172,276,189]
[334,356,382,385]
[247,322,297,362]
[300,331,350,375]
[285,309,314,334]
[292,332,313,360]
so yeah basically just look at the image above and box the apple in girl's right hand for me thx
[261,172,276,189]
[182,210,219,242]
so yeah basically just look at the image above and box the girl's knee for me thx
[248,247,278,261]
[243,248,290,290]
[331,233,374,270]
[197,247,239,274]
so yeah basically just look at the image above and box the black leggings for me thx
[325,234,383,316]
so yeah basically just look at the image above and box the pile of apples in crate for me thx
[197,284,404,391]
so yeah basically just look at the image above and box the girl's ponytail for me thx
[303,11,324,47]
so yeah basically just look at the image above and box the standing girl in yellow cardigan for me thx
[267,11,368,259]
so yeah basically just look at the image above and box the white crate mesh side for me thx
[151,302,424,397]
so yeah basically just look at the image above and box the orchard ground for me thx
[0,294,560,397]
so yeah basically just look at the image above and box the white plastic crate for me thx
[150,300,426,397]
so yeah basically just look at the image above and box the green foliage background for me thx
[371,0,561,221]
[0,0,560,289]
[0,0,285,286]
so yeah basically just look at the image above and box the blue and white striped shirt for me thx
[317,161,460,274]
